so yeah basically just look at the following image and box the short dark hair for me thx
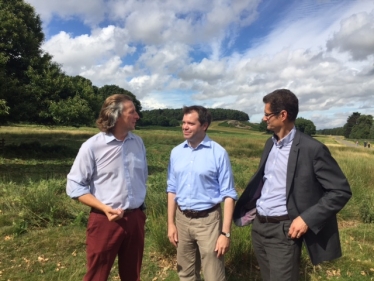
[263,89,299,122]
[183,105,212,129]
[96,94,133,133]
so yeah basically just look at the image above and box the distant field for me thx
[0,124,373,280]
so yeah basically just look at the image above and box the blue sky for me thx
[26,0,374,129]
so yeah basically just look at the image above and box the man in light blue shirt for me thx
[67,94,147,281]
[167,105,237,281]
[256,127,295,217]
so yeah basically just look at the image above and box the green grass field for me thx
[0,123,373,280]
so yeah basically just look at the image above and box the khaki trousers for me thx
[176,206,225,281]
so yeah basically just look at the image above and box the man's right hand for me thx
[77,194,124,222]
[167,223,178,247]
[103,206,124,221]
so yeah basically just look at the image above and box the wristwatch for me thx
[221,231,231,238]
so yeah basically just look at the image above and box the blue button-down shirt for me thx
[167,135,237,211]
[66,131,148,210]
[256,127,296,216]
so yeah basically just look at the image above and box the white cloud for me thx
[179,58,226,82]
[137,44,191,75]
[326,11,374,60]
[26,0,106,26]
[30,0,374,129]
[42,26,135,74]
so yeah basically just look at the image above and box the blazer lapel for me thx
[259,138,274,168]
[286,130,300,198]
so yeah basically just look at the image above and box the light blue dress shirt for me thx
[66,131,148,210]
[256,127,296,216]
[167,135,238,211]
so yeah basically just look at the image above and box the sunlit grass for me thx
[0,125,373,280]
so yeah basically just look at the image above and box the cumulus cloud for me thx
[137,44,191,75]
[26,0,106,26]
[42,26,135,74]
[326,11,374,60]
[179,59,226,83]
[30,0,374,129]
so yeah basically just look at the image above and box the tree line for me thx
[259,117,317,136]
[0,0,251,129]
[139,108,249,127]
[3,0,360,136]
[317,112,374,139]
[0,0,141,127]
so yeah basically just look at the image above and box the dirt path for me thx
[333,136,358,148]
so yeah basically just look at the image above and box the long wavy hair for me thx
[96,94,133,133]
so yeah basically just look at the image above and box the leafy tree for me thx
[343,112,361,138]
[70,76,102,115]
[49,95,93,127]
[0,99,9,116]
[317,127,344,136]
[98,85,142,116]
[137,118,152,126]
[349,115,373,139]
[369,123,374,139]
[141,108,249,123]
[156,116,169,127]
[25,61,71,124]
[0,0,145,127]
[295,117,316,136]
[0,0,49,122]
[258,120,271,134]
[0,53,7,86]
[169,119,180,127]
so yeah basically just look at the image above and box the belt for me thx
[178,204,219,219]
[257,214,290,223]
[90,207,138,215]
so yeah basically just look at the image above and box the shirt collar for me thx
[104,131,135,144]
[183,134,211,149]
[272,127,296,148]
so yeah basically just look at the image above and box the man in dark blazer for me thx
[233,89,352,281]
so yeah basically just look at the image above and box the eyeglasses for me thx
[263,112,280,119]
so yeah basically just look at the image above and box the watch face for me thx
[226,232,231,238]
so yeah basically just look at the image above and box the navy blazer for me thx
[233,130,352,265]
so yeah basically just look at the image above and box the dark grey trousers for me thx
[251,216,303,281]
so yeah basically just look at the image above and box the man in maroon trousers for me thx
[67,94,148,281]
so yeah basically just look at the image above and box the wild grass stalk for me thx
[0,125,373,280]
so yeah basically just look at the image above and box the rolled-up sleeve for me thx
[66,142,95,199]
[166,151,176,194]
[218,151,238,200]
[143,142,148,183]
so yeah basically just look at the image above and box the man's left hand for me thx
[215,235,230,257]
[288,216,308,239]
